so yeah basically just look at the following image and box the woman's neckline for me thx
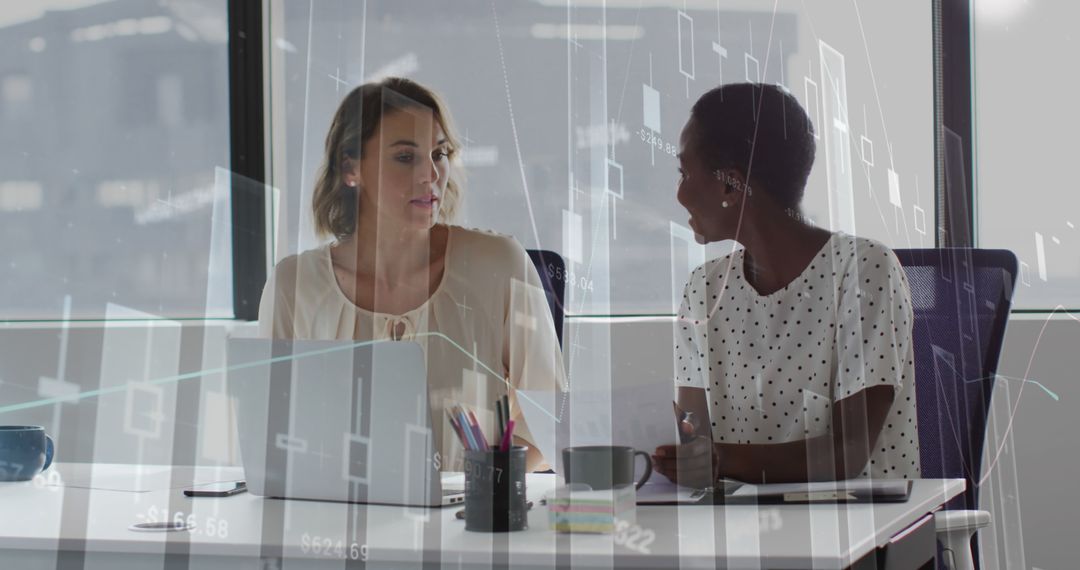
[324,224,455,318]
[735,231,838,300]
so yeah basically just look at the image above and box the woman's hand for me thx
[652,436,720,488]
[674,401,698,442]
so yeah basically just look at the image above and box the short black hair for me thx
[689,83,816,209]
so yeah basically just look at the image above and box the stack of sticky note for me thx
[545,485,636,533]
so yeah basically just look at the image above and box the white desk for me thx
[3,463,963,569]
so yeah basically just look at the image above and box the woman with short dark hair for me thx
[653,83,919,484]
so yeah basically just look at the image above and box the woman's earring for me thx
[721,201,729,208]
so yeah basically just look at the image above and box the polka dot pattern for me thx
[675,233,920,479]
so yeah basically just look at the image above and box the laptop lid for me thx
[226,338,445,506]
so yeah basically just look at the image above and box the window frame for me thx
[228,0,269,321]
[933,0,974,251]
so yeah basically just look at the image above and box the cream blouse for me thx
[257,225,567,470]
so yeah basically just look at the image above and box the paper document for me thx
[635,480,704,504]
[732,479,911,499]
[517,381,679,476]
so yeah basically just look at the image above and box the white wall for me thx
[981,315,1078,570]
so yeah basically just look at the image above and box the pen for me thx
[456,407,478,450]
[499,419,515,452]
[495,400,504,443]
[680,411,697,443]
[447,411,469,450]
[467,409,489,450]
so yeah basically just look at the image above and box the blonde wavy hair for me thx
[312,77,463,239]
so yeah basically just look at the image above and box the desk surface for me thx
[4,463,963,569]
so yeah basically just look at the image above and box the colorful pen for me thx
[447,411,469,450]
[467,409,489,450]
[456,407,478,450]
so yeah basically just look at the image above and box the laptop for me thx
[226,338,464,507]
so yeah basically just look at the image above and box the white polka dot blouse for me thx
[675,232,920,479]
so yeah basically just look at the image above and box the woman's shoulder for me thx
[267,244,334,289]
[828,233,907,295]
[692,242,744,284]
[832,233,904,272]
[448,225,529,262]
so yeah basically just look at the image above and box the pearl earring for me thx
[721,201,729,208]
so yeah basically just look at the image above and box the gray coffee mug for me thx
[0,426,55,482]
[562,445,652,490]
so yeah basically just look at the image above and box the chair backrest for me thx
[526,249,566,347]
[893,249,1017,513]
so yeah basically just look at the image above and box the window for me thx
[268,1,934,316]
[1,73,33,121]
[0,0,232,320]
[974,1,1080,310]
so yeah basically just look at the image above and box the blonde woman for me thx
[258,77,565,471]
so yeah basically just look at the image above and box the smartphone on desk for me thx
[183,481,247,498]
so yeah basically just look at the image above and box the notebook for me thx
[636,479,911,505]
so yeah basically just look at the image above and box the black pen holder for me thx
[464,446,528,532]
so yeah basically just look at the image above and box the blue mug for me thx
[0,426,55,482]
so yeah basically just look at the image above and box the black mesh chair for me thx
[526,249,566,347]
[893,249,1017,570]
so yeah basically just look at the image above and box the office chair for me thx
[893,249,1017,570]
[526,249,566,347]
